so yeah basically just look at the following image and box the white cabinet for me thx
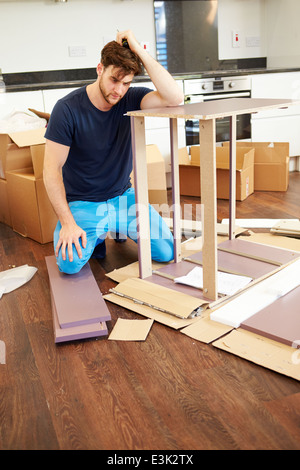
[0,90,44,120]
[42,87,79,113]
[251,72,300,158]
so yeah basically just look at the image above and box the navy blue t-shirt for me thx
[45,85,151,202]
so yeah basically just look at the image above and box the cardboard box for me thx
[6,169,57,244]
[4,128,57,244]
[0,178,12,227]
[131,144,168,205]
[0,127,46,179]
[179,145,254,201]
[223,142,289,192]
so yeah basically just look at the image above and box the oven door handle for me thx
[202,91,251,101]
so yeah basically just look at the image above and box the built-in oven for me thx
[184,76,251,145]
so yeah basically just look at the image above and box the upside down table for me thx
[127,98,299,301]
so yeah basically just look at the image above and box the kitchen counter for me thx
[3,66,300,93]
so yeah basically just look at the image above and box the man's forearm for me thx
[138,46,184,106]
[44,169,75,227]
[116,29,183,106]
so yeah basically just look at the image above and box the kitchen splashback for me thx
[154,0,265,74]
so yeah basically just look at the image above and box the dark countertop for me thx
[3,66,300,93]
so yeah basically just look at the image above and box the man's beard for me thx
[99,78,121,106]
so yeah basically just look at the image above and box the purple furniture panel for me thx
[146,239,300,300]
[241,285,300,348]
[45,255,111,329]
[51,289,108,343]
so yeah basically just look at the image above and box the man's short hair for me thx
[101,41,143,77]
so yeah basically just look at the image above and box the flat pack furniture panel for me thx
[146,238,300,301]
[240,285,300,348]
[51,289,108,343]
[45,255,111,329]
[210,257,300,328]
[271,219,300,238]
[127,98,297,120]
[127,97,299,301]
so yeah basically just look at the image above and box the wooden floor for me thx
[1,173,300,450]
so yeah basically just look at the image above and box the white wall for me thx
[0,0,270,75]
[218,0,266,60]
[3,0,299,76]
[265,0,300,68]
[0,0,156,73]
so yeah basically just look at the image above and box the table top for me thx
[127,97,300,120]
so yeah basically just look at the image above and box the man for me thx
[43,30,184,274]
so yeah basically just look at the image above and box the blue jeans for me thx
[54,188,174,274]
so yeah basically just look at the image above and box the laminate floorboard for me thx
[0,173,300,450]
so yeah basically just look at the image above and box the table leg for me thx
[229,115,237,240]
[170,118,181,263]
[130,116,152,279]
[199,118,218,301]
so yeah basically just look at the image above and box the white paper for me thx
[174,266,252,297]
[0,265,38,296]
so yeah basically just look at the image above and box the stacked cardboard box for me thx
[222,142,290,191]
[179,145,255,201]
[0,127,57,244]
[131,144,168,206]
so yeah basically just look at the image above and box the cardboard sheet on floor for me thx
[240,285,300,348]
[213,329,300,381]
[46,255,111,329]
[181,315,233,343]
[108,277,207,319]
[104,292,198,329]
[51,289,108,343]
[108,318,154,341]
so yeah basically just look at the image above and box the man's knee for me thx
[56,253,88,274]
[152,239,174,263]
